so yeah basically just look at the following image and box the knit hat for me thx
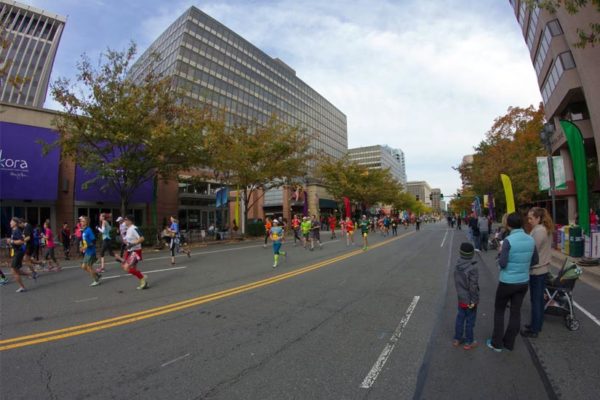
[460,242,474,258]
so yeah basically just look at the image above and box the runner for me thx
[167,216,191,265]
[42,220,61,271]
[263,217,272,248]
[60,222,71,260]
[301,216,311,249]
[114,215,148,290]
[117,216,128,258]
[345,217,356,246]
[79,216,102,287]
[391,217,398,236]
[291,214,302,246]
[97,213,114,273]
[360,215,370,250]
[340,217,347,238]
[8,218,33,292]
[270,219,287,268]
[20,219,42,277]
[328,214,337,240]
[310,215,322,250]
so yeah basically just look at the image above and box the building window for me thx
[518,1,527,27]
[547,19,563,36]
[559,51,576,70]
[541,57,565,104]
[533,20,563,76]
[526,6,540,50]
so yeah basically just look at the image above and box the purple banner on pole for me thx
[75,166,154,203]
[0,122,60,201]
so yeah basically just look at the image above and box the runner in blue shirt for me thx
[270,219,287,268]
[79,216,101,287]
[8,218,32,292]
[167,216,191,265]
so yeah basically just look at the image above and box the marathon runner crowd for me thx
[2,212,431,291]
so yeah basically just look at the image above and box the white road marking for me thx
[440,230,448,248]
[574,301,600,327]
[161,353,191,367]
[359,295,420,389]
[101,266,187,280]
[74,297,98,303]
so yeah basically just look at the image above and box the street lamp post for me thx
[540,122,557,224]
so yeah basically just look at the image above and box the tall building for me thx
[130,6,347,220]
[348,145,407,187]
[406,181,432,207]
[431,188,442,212]
[0,0,65,107]
[509,1,600,223]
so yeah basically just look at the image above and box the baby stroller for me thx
[544,258,583,331]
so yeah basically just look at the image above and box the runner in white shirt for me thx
[114,215,148,290]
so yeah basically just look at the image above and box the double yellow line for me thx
[0,232,413,351]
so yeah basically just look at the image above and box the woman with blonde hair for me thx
[521,207,554,338]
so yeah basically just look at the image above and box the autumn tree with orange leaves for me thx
[457,104,546,214]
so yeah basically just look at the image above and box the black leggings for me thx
[491,282,528,350]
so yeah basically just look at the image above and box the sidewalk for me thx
[419,232,599,400]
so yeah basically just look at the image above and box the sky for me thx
[29,0,542,198]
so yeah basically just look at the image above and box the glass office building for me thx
[130,6,348,161]
[348,145,407,187]
[130,6,347,220]
[0,0,66,107]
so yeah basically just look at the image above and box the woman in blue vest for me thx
[487,212,539,352]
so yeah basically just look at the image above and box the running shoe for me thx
[463,341,478,350]
[90,280,101,287]
[31,271,38,281]
[16,287,26,293]
[137,278,149,290]
[0,277,8,285]
[272,263,277,268]
[485,339,502,352]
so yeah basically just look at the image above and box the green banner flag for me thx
[561,120,589,234]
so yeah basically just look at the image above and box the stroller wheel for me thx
[565,315,580,331]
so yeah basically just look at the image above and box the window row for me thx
[533,19,563,76]
[541,52,576,104]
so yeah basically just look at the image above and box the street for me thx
[1,222,599,400]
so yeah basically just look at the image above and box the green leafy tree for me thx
[203,116,312,234]
[525,0,600,47]
[457,104,545,214]
[48,43,215,218]
[317,157,404,212]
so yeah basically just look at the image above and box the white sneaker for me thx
[272,263,277,268]
[474,249,481,253]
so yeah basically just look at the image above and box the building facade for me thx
[0,0,65,107]
[430,188,442,212]
[509,1,600,223]
[348,145,407,187]
[129,6,347,219]
[406,181,432,207]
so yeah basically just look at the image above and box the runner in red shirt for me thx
[328,215,337,240]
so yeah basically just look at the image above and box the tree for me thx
[317,157,404,212]
[48,43,215,218]
[203,116,312,234]
[526,0,600,47]
[457,104,546,214]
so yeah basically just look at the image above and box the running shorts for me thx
[362,232,368,237]
[82,254,97,267]
[100,239,114,257]
[12,250,25,269]
[124,249,143,266]
[312,230,320,241]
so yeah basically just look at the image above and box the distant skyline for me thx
[29,0,542,197]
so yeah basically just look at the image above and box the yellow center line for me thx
[0,231,414,351]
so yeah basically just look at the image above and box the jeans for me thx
[480,231,489,251]
[454,306,477,344]
[529,273,547,333]
[473,234,480,249]
[492,282,529,350]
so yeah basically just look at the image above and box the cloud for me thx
[35,0,542,197]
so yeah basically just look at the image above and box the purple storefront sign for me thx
[75,166,154,203]
[0,122,60,201]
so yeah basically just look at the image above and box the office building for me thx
[509,1,600,223]
[129,6,347,220]
[406,181,432,206]
[348,145,407,187]
[0,0,65,107]
[431,188,442,212]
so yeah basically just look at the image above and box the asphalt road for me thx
[1,222,599,399]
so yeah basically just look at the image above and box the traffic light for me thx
[416,195,420,201]
[429,194,433,201]
[457,192,461,198]
[440,193,444,199]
